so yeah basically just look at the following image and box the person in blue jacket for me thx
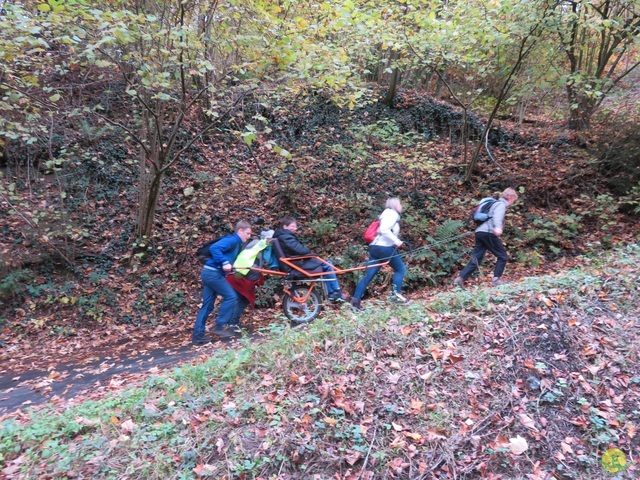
[192,220,252,345]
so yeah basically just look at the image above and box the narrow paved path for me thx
[0,344,196,414]
[0,332,266,416]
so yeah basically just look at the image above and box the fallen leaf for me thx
[427,429,447,440]
[403,431,422,441]
[193,464,216,475]
[389,436,407,448]
[401,326,414,336]
[508,436,529,455]
[387,373,402,384]
[420,371,434,381]
[120,419,136,432]
[345,450,362,465]
[561,442,574,454]
[541,296,553,307]
[216,438,224,454]
[518,413,539,431]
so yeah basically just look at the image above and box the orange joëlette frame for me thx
[249,255,390,278]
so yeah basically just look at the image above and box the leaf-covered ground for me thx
[2,89,637,382]
[1,245,638,479]
[1,88,639,479]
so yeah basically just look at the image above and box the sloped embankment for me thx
[1,247,639,479]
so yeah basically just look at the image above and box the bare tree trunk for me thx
[566,86,594,130]
[137,168,164,238]
[383,50,400,107]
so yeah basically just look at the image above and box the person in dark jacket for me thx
[273,216,347,301]
[192,220,252,345]
[453,188,518,289]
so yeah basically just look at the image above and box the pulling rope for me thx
[356,231,475,266]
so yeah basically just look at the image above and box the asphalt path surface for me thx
[0,333,263,415]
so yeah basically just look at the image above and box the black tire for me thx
[283,286,323,324]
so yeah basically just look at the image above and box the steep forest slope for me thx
[0,88,639,375]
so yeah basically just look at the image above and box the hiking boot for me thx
[453,277,466,289]
[391,292,411,305]
[350,298,363,312]
[492,277,508,287]
[210,326,238,339]
[229,324,247,335]
[192,336,213,346]
[328,290,349,302]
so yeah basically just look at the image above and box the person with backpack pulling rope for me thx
[350,197,409,311]
[453,188,518,289]
[192,220,253,345]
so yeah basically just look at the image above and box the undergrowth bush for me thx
[594,125,640,194]
[0,268,31,300]
[405,219,467,288]
[254,275,282,308]
[519,213,583,256]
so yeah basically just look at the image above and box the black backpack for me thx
[470,198,498,226]
[196,236,224,264]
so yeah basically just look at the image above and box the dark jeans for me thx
[230,294,250,325]
[321,262,340,293]
[300,259,340,293]
[192,267,239,340]
[459,232,509,280]
[353,245,405,300]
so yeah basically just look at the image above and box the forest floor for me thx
[0,251,615,415]
[0,246,575,417]
[1,244,638,479]
[1,89,640,478]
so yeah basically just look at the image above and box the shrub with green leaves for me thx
[520,213,583,256]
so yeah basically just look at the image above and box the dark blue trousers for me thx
[459,232,509,280]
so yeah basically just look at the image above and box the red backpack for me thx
[363,220,380,244]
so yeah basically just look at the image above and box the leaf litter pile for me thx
[1,246,638,479]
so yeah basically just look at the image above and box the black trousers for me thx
[459,232,509,280]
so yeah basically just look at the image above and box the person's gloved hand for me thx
[399,241,413,253]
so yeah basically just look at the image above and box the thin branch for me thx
[164,87,255,173]
[358,422,377,479]
[0,83,59,111]
[92,111,151,159]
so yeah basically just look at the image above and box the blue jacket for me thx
[206,233,243,269]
